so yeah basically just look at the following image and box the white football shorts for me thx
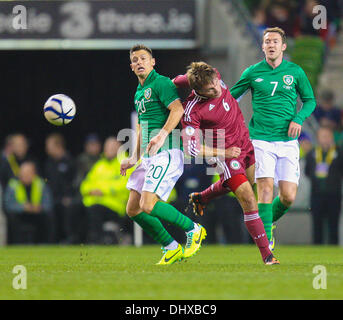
[252,139,300,186]
[127,149,184,202]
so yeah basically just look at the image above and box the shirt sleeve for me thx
[181,112,202,157]
[230,66,252,100]
[173,74,190,88]
[292,67,317,125]
[155,77,180,108]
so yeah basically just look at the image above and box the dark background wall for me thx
[0,49,200,164]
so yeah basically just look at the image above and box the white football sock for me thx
[186,223,200,234]
[165,240,178,250]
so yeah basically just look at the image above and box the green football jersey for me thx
[134,69,182,156]
[230,59,316,141]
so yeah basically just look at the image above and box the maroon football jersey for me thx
[180,75,251,157]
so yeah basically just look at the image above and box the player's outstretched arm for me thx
[181,124,241,159]
[198,145,241,159]
[230,66,252,101]
[146,99,184,156]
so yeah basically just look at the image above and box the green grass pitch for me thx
[0,244,342,300]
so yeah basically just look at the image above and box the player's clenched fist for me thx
[225,147,241,158]
[120,157,136,176]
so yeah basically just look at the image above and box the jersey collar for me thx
[138,69,157,88]
[193,90,209,100]
[263,58,286,70]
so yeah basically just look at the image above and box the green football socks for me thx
[258,203,273,241]
[272,196,289,223]
[131,212,174,247]
[150,201,194,232]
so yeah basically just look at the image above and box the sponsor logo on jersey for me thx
[283,75,294,86]
[185,126,195,136]
[255,78,264,82]
[209,104,215,111]
[144,88,152,99]
[230,160,241,170]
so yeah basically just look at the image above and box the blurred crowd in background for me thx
[0,133,132,245]
[247,0,343,46]
[299,89,343,245]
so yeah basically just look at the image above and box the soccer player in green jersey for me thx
[189,27,316,251]
[229,27,316,249]
[120,44,206,265]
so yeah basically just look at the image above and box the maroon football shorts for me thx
[216,139,255,184]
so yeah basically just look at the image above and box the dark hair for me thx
[129,44,153,57]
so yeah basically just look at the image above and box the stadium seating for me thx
[290,36,325,90]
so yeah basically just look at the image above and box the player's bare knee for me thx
[240,193,258,211]
[139,199,155,214]
[126,204,140,217]
[126,208,139,217]
[259,186,273,202]
[141,204,154,214]
[126,190,142,217]
[280,193,296,207]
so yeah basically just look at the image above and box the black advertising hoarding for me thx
[0,0,198,49]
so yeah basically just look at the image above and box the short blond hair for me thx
[263,27,287,44]
[186,62,217,91]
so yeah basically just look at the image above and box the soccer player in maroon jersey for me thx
[173,61,279,265]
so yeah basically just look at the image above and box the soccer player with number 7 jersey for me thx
[188,27,316,251]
